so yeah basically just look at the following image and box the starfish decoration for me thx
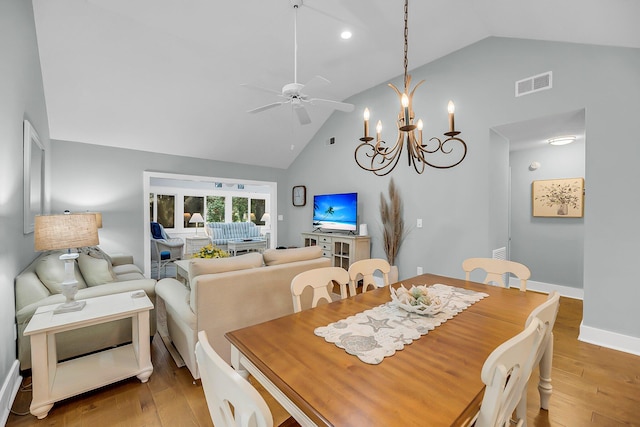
[358,315,394,333]
[391,334,410,344]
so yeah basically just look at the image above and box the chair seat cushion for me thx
[160,251,171,260]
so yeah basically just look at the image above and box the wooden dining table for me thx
[226,273,550,427]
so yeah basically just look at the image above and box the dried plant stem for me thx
[380,178,405,266]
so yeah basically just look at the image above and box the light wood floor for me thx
[8,296,640,426]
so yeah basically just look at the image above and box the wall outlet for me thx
[417,218,423,228]
[417,266,423,275]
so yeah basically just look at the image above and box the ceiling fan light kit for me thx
[354,0,468,176]
[242,0,354,126]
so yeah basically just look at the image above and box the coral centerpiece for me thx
[390,284,445,315]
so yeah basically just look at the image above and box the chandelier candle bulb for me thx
[376,120,382,142]
[402,93,410,125]
[417,119,423,139]
[363,108,370,138]
[448,101,455,132]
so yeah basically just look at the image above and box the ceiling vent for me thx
[515,71,552,97]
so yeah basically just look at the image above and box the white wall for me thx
[285,37,640,352]
[0,0,51,421]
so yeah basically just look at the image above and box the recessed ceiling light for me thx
[547,135,576,146]
[340,31,352,40]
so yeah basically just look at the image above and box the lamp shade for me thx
[35,214,99,251]
[73,211,102,228]
[189,213,204,224]
[260,213,270,222]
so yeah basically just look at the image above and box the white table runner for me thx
[314,284,489,364]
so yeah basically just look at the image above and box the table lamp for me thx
[34,212,99,314]
[260,213,270,227]
[189,212,204,235]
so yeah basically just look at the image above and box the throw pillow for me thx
[263,246,322,266]
[77,252,119,286]
[189,252,263,277]
[35,252,88,294]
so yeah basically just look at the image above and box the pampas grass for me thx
[380,178,405,266]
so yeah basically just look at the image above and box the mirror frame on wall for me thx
[142,171,278,277]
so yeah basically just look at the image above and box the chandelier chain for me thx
[403,0,409,90]
[355,0,467,175]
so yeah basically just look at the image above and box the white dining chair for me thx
[290,266,350,313]
[462,258,531,291]
[516,291,561,424]
[348,258,391,295]
[474,318,546,427]
[195,330,274,427]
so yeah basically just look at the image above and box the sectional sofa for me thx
[155,245,331,379]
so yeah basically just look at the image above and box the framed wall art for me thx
[532,177,584,218]
[24,119,45,234]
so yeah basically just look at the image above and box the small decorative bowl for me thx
[390,284,446,315]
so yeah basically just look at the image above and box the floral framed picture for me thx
[532,178,584,217]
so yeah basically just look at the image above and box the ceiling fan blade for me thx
[294,105,312,125]
[241,83,282,97]
[309,98,355,113]
[247,102,286,114]
[303,75,330,95]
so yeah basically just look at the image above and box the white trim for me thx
[0,360,22,425]
[508,277,584,300]
[579,323,640,357]
[508,278,640,357]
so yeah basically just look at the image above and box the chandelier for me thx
[354,0,467,176]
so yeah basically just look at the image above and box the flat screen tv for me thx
[313,192,358,232]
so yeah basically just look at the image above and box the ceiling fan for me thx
[241,0,354,125]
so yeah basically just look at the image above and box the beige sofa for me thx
[15,248,157,371]
[156,246,331,379]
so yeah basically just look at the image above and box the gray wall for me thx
[0,0,51,413]
[285,37,640,341]
[50,140,287,267]
[510,139,585,288]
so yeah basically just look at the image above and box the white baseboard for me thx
[507,278,640,357]
[508,277,584,300]
[0,360,22,426]
[579,323,640,357]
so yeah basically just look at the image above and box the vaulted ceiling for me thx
[32,0,640,169]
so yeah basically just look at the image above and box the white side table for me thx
[23,291,154,419]
[185,235,211,256]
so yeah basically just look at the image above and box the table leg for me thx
[230,345,250,379]
[133,311,153,383]
[29,332,54,419]
[538,332,554,409]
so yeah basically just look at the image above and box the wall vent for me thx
[492,247,509,286]
[515,71,552,97]
[492,247,506,261]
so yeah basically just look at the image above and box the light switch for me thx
[417,218,422,228]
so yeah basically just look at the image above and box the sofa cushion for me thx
[35,251,87,294]
[189,252,263,278]
[263,246,322,266]
[78,252,119,286]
